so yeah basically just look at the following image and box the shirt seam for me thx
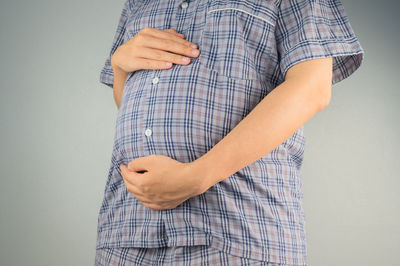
[282,35,359,60]
[207,7,275,27]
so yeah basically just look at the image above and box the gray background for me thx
[0,0,398,265]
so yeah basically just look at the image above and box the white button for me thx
[152,77,159,84]
[180,1,188,9]
[145,128,152,137]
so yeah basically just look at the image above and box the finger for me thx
[142,202,165,210]
[136,47,192,65]
[140,27,197,49]
[124,180,148,199]
[120,165,148,196]
[130,189,172,207]
[121,164,152,193]
[120,164,131,189]
[163,28,177,35]
[120,164,131,184]
[126,157,150,173]
[137,37,200,60]
[141,200,180,210]
[135,191,186,210]
[120,164,142,186]
[156,28,191,44]
[164,28,184,38]
[121,169,188,206]
[142,36,200,59]
[124,180,171,207]
[134,58,173,70]
[166,28,178,33]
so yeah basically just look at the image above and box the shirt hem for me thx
[95,232,307,265]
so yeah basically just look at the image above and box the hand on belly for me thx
[119,154,209,210]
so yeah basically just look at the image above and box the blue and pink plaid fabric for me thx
[95,245,282,265]
[97,0,364,265]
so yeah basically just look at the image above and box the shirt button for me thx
[144,128,152,137]
[152,77,159,84]
[180,1,189,9]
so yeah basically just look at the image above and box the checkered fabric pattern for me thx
[97,0,364,265]
[95,245,284,265]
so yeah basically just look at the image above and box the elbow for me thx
[316,83,332,111]
[318,63,333,110]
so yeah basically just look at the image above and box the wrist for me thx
[111,54,120,72]
[186,154,224,195]
[111,48,124,73]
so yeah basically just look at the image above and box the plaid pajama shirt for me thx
[95,245,283,265]
[96,0,364,265]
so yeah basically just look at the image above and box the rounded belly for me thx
[113,60,266,164]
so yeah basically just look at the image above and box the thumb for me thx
[127,156,150,172]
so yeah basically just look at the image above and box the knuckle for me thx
[145,60,155,68]
[134,33,144,42]
[163,39,175,50]
[152,61,161,69]
[142,184,150,193]
[148,61,158,69]
[139,180,147,190]
[174,55,184,63]
[153,50,163,60]
[155,61,163,68]
[142,27,151,33]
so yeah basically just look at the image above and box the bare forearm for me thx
[111,55,129,109]
[191,78,328,191]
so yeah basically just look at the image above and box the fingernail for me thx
[192,49,200,56]
[181,57,190,63]
[165,62,172,67]
[190,43,198,49]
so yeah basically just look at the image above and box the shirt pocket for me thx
[198,0,278,81]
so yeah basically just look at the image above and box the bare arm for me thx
[118,57,333,211]
[111,61,129,109]
[190,57,333,193]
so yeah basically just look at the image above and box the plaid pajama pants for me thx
[94,245,285,266]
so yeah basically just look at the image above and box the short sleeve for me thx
[99,0,131,89]
[275,0,365,86]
